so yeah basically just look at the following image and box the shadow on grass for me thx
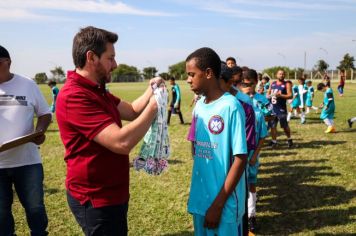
[263,140,346,150]
[257,159,355,235]
[336,129,356,133]
[46,129,59,132]
[169,159,185,165]
[163,231,193,236]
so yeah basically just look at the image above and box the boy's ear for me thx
[205,68,214,80]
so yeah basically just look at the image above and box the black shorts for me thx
[268,113,289,129]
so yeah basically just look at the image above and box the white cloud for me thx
[229,0,356,11]
[0,0,173,21]
[0,8,49,21]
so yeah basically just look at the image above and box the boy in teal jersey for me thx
[305,80,318,114]
[240,70,268,234]
[47,80,59,122]
[287,82,300,122]
[186,48,247,236]
[317,83,336,133]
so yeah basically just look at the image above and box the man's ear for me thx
[86,50,97,65]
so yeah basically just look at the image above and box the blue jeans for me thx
[337,84,344,95]
[0,164,48,236]
[67,191,128,236]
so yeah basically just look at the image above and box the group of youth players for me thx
[185,48,340,235]
[186,48,272,235]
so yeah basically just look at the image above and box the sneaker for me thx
[301,117,306,124]
[330,126,336,133]
[348,119,353,128]
[268,140,277,148]
[325,126,333,133]
[248,217,257,234]
[287,139,293,148]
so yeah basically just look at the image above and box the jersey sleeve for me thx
[175,85,181,104]
[65,92,117,140]
[258,112,268,139]
[230,102,247,156]
[32,82,51,117]
[187,113,197,142]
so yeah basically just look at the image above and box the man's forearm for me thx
[35,114,52,133]
[131,86,152,115]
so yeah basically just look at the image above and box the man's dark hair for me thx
[317,82,326,91]
[170,76,175,81]
[231,66,242,75]
[72,26,118,68]
[226,57,236,63]
[186,47,221,79]
[243,69,258,83]
[0,45,10,59]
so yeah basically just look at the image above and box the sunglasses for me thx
[240,82,254,88]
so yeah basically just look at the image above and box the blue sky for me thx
[1,0,356,78]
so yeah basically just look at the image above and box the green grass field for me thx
[12,80,356,235]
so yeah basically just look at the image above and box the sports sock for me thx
[248,191,257,217]
[351,117,356,123]
[323,118,332,126]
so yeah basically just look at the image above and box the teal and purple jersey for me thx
[50,86,59,112]
[247,107,268,184]
[320,88,335,120]
[252,93,272,117]
[170,84,181,107]
[187,92,247,223]
[306,86,314,107]
[291,84,300,108]
[263,82,270,96]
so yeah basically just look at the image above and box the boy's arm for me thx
[175,85,181,108]
[249,138,265,166]
[204,154,247,229]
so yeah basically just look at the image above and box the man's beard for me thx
[96,63,111,86]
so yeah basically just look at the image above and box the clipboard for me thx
[0,131,44,152]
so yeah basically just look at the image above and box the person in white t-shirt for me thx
[0,45,52,236]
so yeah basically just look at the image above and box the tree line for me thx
[34,53,355,84]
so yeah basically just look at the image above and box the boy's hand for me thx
[249,155,257,166]
[204,203,223,229]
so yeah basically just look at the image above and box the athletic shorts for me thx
[193,214,243,236]
[268,113,289,129]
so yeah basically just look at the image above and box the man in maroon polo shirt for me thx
[56,26,161,236]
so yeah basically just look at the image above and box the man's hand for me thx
[204,203,223,229]
[32,134,46,145]
[149,76,164,90]
[149,95,158,111]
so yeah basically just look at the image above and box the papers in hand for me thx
[0,130,44,152]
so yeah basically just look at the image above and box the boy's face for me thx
[241,79,255,95]
[186,58,208,95]
[231,73,242,87]
[306,82,312,86]
[226,59,236,68]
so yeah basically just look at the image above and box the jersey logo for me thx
[208,115,224,135]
